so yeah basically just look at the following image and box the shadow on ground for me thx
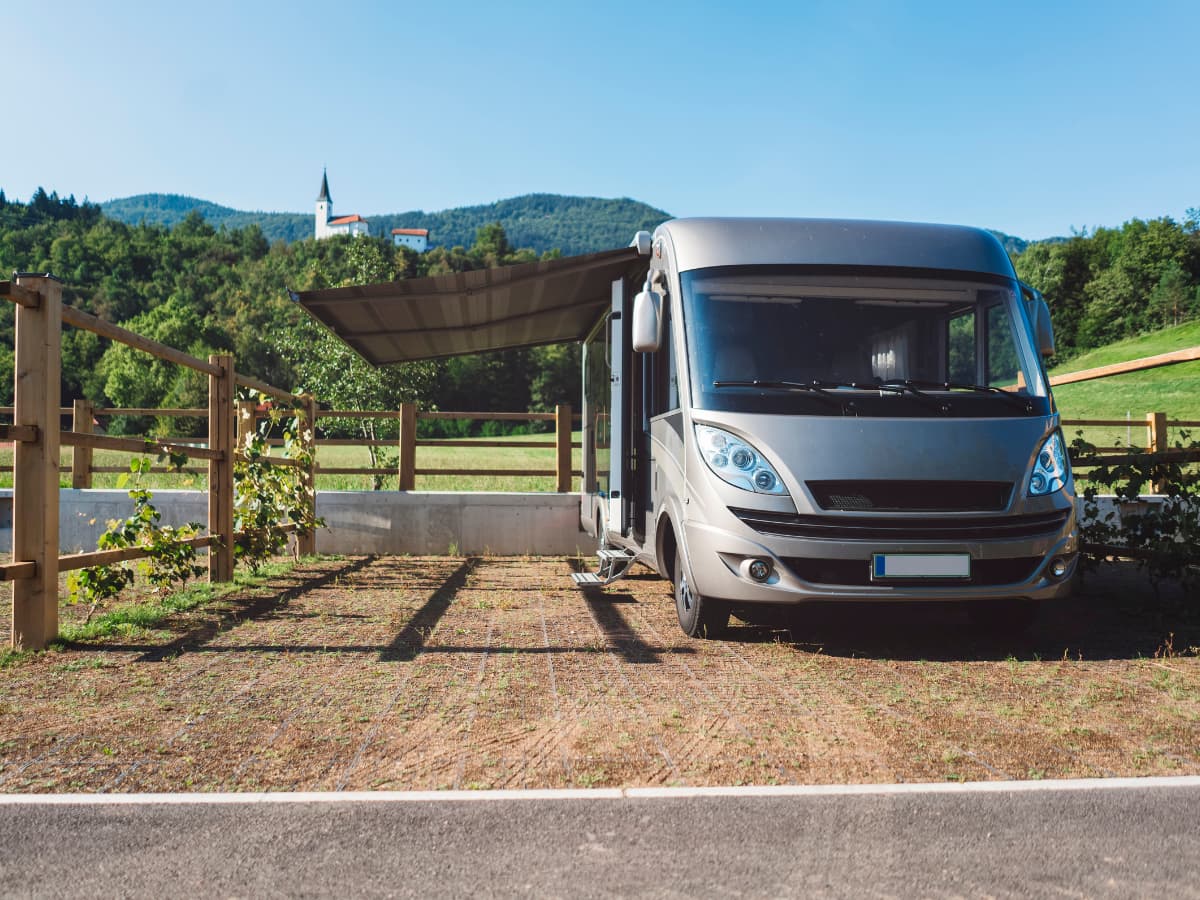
[726,561,1199,662]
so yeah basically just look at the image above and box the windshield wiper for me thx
[863,379,952,413]
[878,379,1034,414]
[713,380,850,411]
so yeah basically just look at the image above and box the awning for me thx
[290,246,647,365]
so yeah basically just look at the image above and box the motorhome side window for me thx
[681,268,1050,418]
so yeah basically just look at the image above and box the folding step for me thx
[572,547,638,588]
[597,548,637,562]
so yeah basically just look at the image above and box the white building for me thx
[392,227,429,252]
[314,170,369,240]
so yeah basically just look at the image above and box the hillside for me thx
[100,193,1039,259]
[101,193,671,256]
[1050,320,1200,426]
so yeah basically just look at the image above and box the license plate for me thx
[871,553,970,580]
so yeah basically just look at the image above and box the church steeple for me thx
[316,168,332,204]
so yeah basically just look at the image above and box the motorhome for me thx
[293,217,1077,639]
[575,219,1076,636]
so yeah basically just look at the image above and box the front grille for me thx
[782,556,1043,587]
[806,480,1012,512]
[730,507,1070,541]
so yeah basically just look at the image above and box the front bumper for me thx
[682,510,1079,605]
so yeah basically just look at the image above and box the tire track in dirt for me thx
[296,558,480,790]
[506,571,663,787]
[537,593,572,782]
[103,669,267,791]
[0,652,237,791]
[710,637,903,783]
[442,560,619,790]
[613,593,798,784]
[573,584,684,784]
[837,655,1126,780]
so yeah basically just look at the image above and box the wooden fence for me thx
[1065,413,1200,468]
[5,403,581,492]
[0,274,314,650]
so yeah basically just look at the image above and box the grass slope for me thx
[1050,321,1200,448]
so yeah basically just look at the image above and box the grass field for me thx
[1050,321,1200,449]
[0,432,585,493]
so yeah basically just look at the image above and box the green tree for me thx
[275,239,436,488]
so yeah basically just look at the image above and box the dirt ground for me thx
[1,556,1198,792]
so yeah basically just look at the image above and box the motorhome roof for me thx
[659,218,1016,278]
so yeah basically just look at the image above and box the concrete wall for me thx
[0,489,587,557]
[0,489,1174,559]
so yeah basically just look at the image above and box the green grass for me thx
[1050,321,1200,447]
[57,558,299,644]
[0,432,585,492]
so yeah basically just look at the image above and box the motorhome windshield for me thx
[680,268,1050,418]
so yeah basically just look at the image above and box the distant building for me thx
[391,227,429,252]
[314,170,369,240]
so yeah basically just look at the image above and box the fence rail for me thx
[2,274,314,651]
[2,402,582,492]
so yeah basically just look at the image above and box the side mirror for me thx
[1020,282,1056,358]
[632,289,663,352]
[1034,297,1055,357]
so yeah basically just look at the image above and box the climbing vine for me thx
[1071,431,1200,599]
[66,391,324,613]
[66,452,204,622]
[234,392,323,572]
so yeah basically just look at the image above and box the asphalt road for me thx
[1,780,1197,898]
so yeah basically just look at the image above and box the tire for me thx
[674,551,729,639]
[967,598,1038,634]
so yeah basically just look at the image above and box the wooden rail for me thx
[61,304,222,376]
[1049,346,1200,386]
[2,275,314,651]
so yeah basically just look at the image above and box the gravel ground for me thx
[1,556,1197,792]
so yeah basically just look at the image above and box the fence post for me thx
[398,402,417,491]
[71,398,94,489]
[297,394,317,556]
[556,403,572,493]
[208,354,235,582]
[11,274,62,650]
[1147,411,1168,494]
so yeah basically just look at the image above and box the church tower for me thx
[315,169,332,239]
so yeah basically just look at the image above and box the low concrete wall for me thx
[314,491,586,556]
[0,489,587,557]
[0,490,1172,559]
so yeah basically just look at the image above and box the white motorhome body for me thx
[578,219,1076,636]
[291,217,1077,639]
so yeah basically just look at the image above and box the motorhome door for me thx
[608,277,631,537]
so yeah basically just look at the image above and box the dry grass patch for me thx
[1,556,1197,792]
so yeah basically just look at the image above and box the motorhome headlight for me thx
[1029,431,1069,496]
[695,425,787,494]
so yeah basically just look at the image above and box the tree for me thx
[98,297,227,436]
[275,239,436,488]
[1148,262,1193,327]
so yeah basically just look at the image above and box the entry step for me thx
[597,548,636,561]
[572,547,638,588]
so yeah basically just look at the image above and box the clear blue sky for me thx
[4,0,1197,240]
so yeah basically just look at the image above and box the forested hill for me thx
[101,193,671,256]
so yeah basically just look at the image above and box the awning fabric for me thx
[290,246,647,366]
